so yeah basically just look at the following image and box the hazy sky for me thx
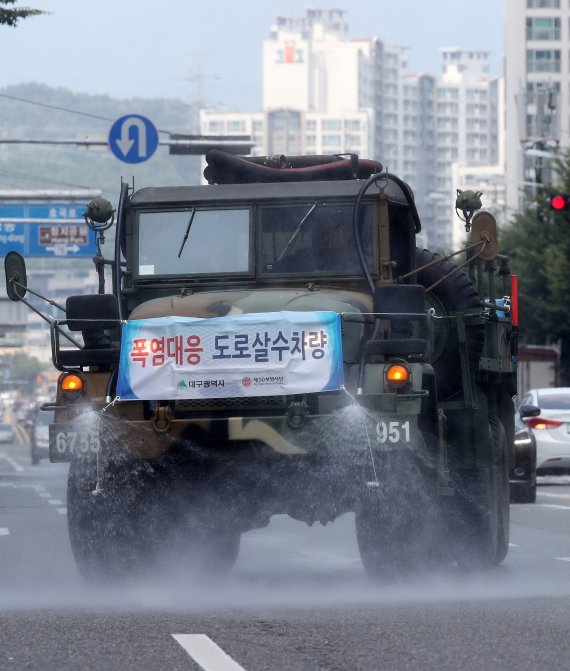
[0,0,503,108]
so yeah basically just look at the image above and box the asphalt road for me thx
[1,439,570,671]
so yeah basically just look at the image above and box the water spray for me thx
[340,385,380,488]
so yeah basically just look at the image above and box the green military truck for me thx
[4,151,517,580]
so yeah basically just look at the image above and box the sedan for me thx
[0,422,15,443]
[510,416,537,503]
[30,409,53,465]
[518,387,570,475]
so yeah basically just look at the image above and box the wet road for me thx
[1,440,570,671]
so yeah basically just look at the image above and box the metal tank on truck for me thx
[4,151,518,580]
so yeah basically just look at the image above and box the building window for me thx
[527,49,561,72]
[227,120,246,132]
[306,120,317,131]
[208,121,223,132]
[526,0,560,7]
[344,119,361,130]
[345,134,361,146]
[322,134,342,145]
[322,119,341,130]
[527,17,561,40]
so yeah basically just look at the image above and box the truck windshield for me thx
[258,203,374,275]
[137,208,250,276]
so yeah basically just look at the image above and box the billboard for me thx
[0,203,97,258]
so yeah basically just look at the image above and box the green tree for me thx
[500,148,570,384]
[2,352,45,395]
[0,0,44,27]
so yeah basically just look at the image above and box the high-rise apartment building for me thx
[505,0,567,216]
[200,9,502,250]
[435,49,503,247]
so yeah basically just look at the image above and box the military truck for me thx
[4,151,517,580]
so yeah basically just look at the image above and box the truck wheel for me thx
[355,451,438,579]
[415,248,485,401]
[452,416,510,568]
[67,457,155,582]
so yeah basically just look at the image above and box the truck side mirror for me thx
[4,251,28,301]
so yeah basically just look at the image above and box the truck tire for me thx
[68,456,241,582]
[452,416,510,568]
[67,457,155,583]
[415,248,485,401]
[355,448,438,579]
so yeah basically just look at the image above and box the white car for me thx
[518,387,570,474]
[30,410,53,465]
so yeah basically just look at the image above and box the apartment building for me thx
[505,0,568,216]
[200,9,502,250]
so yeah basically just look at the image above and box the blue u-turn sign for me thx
[108,114,159,164]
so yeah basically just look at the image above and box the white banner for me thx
[116,311,344,400]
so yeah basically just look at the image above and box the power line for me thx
[0,92,172,134]
[0,168,90,190]
[0,92,116,123]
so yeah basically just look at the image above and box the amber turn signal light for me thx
[60,373,84,392]
[385,363,410,389]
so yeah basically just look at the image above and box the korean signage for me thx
[116,311,344,400]
[0,203,97,257]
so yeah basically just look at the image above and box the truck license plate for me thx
[49,425,101,462]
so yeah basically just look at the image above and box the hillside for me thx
[0,82,202,203]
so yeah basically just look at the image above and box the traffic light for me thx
[548,194,570,211]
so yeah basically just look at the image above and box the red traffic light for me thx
[549,194,569,210]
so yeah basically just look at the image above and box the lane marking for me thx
[172,634,248,671]
[538,492,570,500]
[47,499,63,506]
[555,557,570,562]
[38,493,51,498]
[56,507,67,515]
[0,453,24,473]
[509,542,518,547]
[536,504,570,510]
[0,528,9,536]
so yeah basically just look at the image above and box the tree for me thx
[500,148,570,385]
[0,0,45,27]
[2,352,47,395]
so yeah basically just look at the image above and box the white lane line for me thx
[172,634,248,671]
[38,493,51,498]
[509,542,518,547]
[0,528,9,536]
[56,507,67,515]
[555,557,570,562]
[539,492,570,500]
[536,504,570,510]
[0,453,24,473]
[47,499,63,506]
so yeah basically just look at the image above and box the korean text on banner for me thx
[116,311,344,400]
